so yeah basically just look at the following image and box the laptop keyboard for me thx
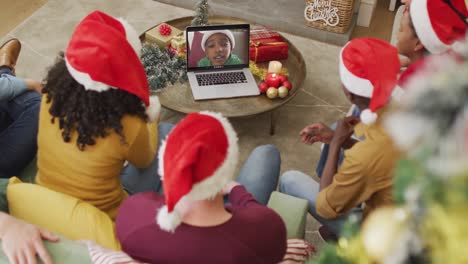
[196,71,247,86]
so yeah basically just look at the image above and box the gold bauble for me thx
[266,87,278,99]
[278,86,289,98]
[361,207,409,262]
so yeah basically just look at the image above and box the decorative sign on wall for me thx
[304,0,340,27]
[304,0,355,34]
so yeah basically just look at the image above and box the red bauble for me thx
[258,82,269,93]
[278,74,288,83]
[159,24,172,36]
[265,73,281,88]
[282,81,292,90]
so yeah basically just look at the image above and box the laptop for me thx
[186,24,260,100]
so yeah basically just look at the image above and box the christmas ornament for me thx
[266,87,278,99]
[249,60,289,81]
[282,80,292,90]
[278,74,288,83]
[159,24,172,36]
[361,207,409,262]
[265,73,281,88]
[278,86,288,98]
[258,82,269,93]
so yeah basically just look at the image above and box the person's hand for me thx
[1,215,59,264]
[299,123,334,145]
[222,181,241,195]
[399,55,411,68]
[25,79,44,94]
[331,116,360,146]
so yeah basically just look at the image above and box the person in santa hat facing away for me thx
[34,10,169,220]
[279,38,402,240]
[116,112,287,264]
[396,0,467,88]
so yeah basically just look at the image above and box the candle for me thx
[268,61,282,73]
[265,73,281,88]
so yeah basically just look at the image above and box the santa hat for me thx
[339,38,400,125]
[410,0,468,54]
[200,30,235,51]
[65,10,160,122]
[156,111,239,232]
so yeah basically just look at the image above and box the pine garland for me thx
[191,0,209,26]
[140,43,187,91]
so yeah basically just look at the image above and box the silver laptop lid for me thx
[186,24,250,72]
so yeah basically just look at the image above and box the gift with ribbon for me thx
[249,27,288,63]
[145,23,182,48]
[249,39,289,63]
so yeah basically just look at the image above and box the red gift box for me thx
[249,27,288,63]
[249,39,289,63]
[250,26,284,42]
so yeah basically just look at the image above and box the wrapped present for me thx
[249,39,289,63]
[168,46,187,59]
[170,35,186,51]
[250,26,284,42]
[145,23,182,48]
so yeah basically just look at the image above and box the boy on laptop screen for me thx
[186,24,259,100]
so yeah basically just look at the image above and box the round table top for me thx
[142,16,306,118]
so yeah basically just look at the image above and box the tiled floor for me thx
[0,0,398,252]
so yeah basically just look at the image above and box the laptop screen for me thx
[186,24,250,71]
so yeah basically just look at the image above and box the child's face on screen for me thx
[205,33,231,66]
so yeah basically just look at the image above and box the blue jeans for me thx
[120,122,174,194]
[236,144,281,205]
[279,170,362,234]
[0,68,41,178]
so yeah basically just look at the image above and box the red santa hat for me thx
[339,38,400,125]
[156,111,239,232]
[410,0,468,54]
[200,30,236,51]
[64,10,160,122]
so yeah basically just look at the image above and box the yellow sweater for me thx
[36,98,158,219]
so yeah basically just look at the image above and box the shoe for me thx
[0,39,21,72]
[318,225,338,243]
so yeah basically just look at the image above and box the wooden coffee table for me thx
[142,16,306,135]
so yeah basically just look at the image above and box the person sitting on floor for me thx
[116,112,287,264]
[396,0,467,86]
[35,10,165,220]
[0,39,43,178]
[279,38,402,240]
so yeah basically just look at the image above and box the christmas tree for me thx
[191,0,209,26]
[140,44,187,91]
[313,45,468,264]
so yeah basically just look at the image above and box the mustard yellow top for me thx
[316,108,400,220]
[36,98,158,219]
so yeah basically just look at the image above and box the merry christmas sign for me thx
[304,0,355,33]
[304,0,339,26]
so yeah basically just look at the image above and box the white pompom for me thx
[360,109,378,125]
[156,205,182,232]
[146,95,161,123]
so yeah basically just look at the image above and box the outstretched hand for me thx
[299,123,334,145]
[1,214,59,264]
[331,116,360,146]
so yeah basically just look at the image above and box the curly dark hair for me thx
[42,53,148,151]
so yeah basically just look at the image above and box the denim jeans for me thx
[279,170,362,234]
[0,68,41,178]
[120,122,174,194]
[236,144,281,205]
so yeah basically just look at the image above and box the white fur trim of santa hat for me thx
[156,111,239,232]
[339,47,373,98]
[145,95,161,123]
[117,18,142,56]
[360,109,378,125]
[201,30,236,52]
[410,0,451,54]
